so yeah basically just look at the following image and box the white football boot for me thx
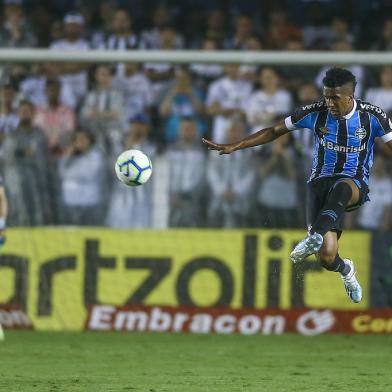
[341,259,362,303]
[290,232,324,263]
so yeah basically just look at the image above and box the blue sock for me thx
[322,254,351,275]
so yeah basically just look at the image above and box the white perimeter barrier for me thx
[0,49,389,65]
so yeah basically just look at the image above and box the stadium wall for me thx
[0,228,379,331]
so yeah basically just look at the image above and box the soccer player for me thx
[202,67,392,303]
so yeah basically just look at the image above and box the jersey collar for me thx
[342,100,357,120]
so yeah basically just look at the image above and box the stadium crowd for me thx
[0,0,391,229]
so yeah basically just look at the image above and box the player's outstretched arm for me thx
[202,120,289,154]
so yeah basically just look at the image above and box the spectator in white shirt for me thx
[112,63,153,123]
[206,64,252,143]
[80,64,124,155]
[59,129,106,226]
[2,100,51,226]
[245,67,292,133]
[144,25,180,105]
[207,118,256,228]
[106,114,156,228]
[95,8,144,78]
[0,0,37,48]
[167,117,206,227]
[49,13,90,107]
[365,66,392,115]
[19,64,76,108]
[141,5,184,49]
[90,0,117,49]
[256,134,299,228]
[238,35,264,84]
[356,156,392,231]
[0,81,19,141]
[190,37,223,86]
[291,83,321,176]
[97,8,142,49]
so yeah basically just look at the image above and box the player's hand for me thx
[202,138,240,155]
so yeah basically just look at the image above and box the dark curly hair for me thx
[322,67,357,91]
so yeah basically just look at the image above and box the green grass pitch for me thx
[0,331,391,391]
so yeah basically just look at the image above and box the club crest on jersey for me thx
[319,127,330,135]
[355,127,367,140]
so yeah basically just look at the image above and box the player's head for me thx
[322,67,356,119]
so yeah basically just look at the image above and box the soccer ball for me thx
[115,149,152,186]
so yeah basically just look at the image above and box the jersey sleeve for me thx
[284,101,326,131]
[371,112,392,143]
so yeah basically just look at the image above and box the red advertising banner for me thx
[86,305,392,335]
[0,306,34,330]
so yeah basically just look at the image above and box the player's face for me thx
[323,86,354,119]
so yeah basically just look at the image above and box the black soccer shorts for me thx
[306,175,370,238]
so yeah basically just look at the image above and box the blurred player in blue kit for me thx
[203,67,392,303]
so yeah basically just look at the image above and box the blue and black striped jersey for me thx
[285,99,392,185]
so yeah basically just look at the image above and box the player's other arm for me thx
[202,120,289,154]
[203,101,321,154]
[369,108,392,153]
